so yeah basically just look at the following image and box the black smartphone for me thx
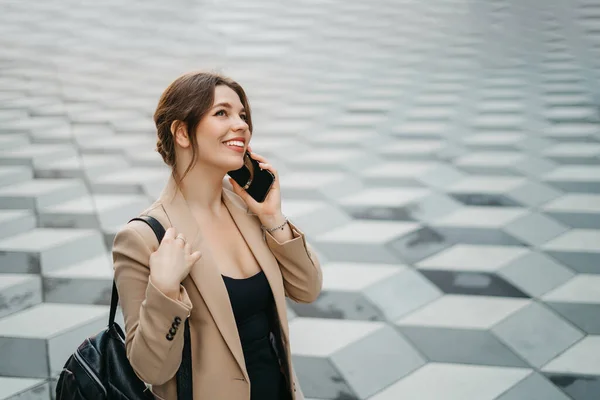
[227,151,275,203]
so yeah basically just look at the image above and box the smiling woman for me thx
[111,71,322,400]
[154,73,253,184]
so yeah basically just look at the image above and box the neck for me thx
[176,163,225,216]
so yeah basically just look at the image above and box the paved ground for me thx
[1,0,600,399]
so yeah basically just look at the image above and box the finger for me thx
[229,177,257,205]
[191,251,202,262]
[247,145,253,153]
[175,234,186,248]
[184,243,192,254]
[164,227,177,241]
[258,162,279,183]
[250,152,268,163]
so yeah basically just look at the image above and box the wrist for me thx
[259,211,285,228]
[150,275,180,300]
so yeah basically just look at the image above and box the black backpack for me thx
[56,216,193,400]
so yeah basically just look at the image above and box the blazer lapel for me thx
[157,177,248,381]
[222,187,290,339]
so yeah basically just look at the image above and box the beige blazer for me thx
[112,177,322,400]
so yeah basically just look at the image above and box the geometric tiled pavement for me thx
[1,0,600,398]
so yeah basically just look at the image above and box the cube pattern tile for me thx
[1,0,600,398]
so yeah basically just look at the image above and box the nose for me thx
[232,116,249,131]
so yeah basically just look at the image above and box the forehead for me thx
[213,85,243,107]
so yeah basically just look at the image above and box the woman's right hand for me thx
[149,227,202,299]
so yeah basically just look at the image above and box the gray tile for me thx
[331,326,426,399]
[542,230,600,273]
[507,182,563,207]
[492,303,584,368]
[365,270,442,321]
[495,372,571,400]
[292,356,359,400]
[498,252,575,297]
[503,212,570,246]
[399,326,527,368]
[546,303,600,335]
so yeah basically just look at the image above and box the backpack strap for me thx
[110,216,194,399]
[109,216,165,327]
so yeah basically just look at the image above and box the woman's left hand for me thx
[228,149,284,225]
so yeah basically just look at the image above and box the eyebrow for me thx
[212,102,246,113]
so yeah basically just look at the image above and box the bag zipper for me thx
[73,349,108,397]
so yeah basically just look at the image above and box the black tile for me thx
[451,193,524,207]
[419,270,530,298]
[388,226,452,264]
[433,226,527,246]
[287,292,385,322]
[346,206,416,222]
[545,373,600,400]
[292,356,359,400]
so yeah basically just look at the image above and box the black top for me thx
[222,270,286,400]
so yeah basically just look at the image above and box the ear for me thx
[171,120,190,148]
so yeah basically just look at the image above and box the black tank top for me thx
[222,270,287,400]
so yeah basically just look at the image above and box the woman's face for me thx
[193,85,250,173]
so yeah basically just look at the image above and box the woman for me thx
[112,71,322,400]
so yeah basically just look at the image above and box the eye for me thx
[240,114,248,122]
[215,109,227,117]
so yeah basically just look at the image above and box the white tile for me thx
[316,220,420,244]
[0,274,42,318]
[392,122,447,136]
[434,207,527,228]
[339,187,430,207]
[0,303,108,378]
[376,140,444,157]
[0,377,48,400]
[449,176,527,193]
[0,179,88,210]
[455,152,525,167]
[542,229,600,252]
[0,228,107,273]
[543,143,600,157]
[361,161,438,179]
[405,107,454,119]
[0,144,76,166]
[462,133,525,146]
[0,166,32,187]
[543,194,600,213]
[397,295,530,329]
[0,303,106,337]
[543,275,600,304]
[543,166,600,182]
[280,171,352,189]
[0,209,36,239]
[322,262,405,291]
[473,115,524,128]
[542,336,600,375]
[544,123,599,138]
[289,317,385,357]
[370,363,531,400]
[417,245,529,272]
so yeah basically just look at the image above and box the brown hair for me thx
[154,71,252,183]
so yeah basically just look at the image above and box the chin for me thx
[222,155,245,172]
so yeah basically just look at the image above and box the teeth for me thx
[224,140,244,147]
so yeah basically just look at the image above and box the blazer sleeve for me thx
[265,220,322,303]
[112,222,193,386]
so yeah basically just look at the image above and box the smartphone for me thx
[227,151,275,203]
